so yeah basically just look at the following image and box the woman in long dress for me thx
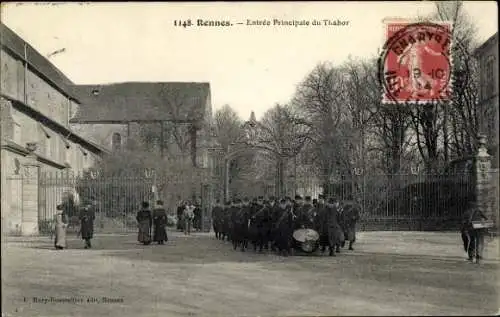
[54,205,68,250]
[137,201,152,245]
[153,200,168,244]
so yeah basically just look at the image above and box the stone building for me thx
[474,32,499,228]
[68,82,215,231]
[475,32,499,168]
[69,82,213,169]
[0,23,108,235]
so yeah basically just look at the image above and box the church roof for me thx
[69,82,211,123]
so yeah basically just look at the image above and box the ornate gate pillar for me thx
[474,134,495,225]
[22,142,40,236]
[201,183,212,232]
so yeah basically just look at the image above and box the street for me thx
[2,231,498,316]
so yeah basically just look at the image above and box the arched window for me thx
[112,133,122,151]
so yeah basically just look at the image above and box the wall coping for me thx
[2,138,68,170]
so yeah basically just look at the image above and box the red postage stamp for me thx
[379,21,452,103]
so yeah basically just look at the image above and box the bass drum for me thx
[293,228,320,253]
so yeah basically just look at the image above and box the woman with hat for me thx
[153,200,168,245]
[137,201,153,245]
[54,204,68,250]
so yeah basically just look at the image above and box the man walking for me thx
[212,199,224,239]
[324,197,344,256]
[339,201,361,251]
[461,201,489,263]
[79,196,96,249]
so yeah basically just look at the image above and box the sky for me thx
[2,1,498,120]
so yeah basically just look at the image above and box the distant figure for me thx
[137,201,152,245]
[176,201,185,231]
[193,202,202,231]
[79,196,96,249]
[54,204,68,250]
[183,201,195,235]
[153,200,168,245]
[212,200,224,239]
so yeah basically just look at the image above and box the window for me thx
[83,152,91,170]
[112,133,122,151]
[64,142,72,166]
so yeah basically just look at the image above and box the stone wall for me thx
[0,50,24,101]
[70,123,128,151]
[0,46,103,235]
[1,48,70,127]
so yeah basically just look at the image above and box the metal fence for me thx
[38,170,214,234]
[294,171,497,231]
[37,169,498,234]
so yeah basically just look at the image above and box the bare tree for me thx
[252,104,311,196]
[292,62,351,180]
[213,104,243,152]
[137,84,204,166]
[435,1,481,159]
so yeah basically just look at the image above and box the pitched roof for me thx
[69,82,211,123]
[0,23,79,102]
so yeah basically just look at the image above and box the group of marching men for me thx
[211,194,361,256]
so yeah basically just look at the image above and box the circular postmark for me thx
[378,22,452,103]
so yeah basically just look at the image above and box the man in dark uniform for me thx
[322,197,344,256]
[212,199,224,239]
[275,198,296,256]
[79,196,97,249]
[301,196,316,229]
[267,196,280,251]
[315,194,329,254]
[193,201,202,231]
[339,201,361,250]
[239,197,252,251]
[258,196,272,251]
[461,201,489,263]
[293,195,304,230]
[230,199,242,250]
[249,196,269,252]
[248,196,260,251]
[222,201,232,241]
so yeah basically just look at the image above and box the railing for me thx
[38,169,214,234]
[36,169,499,233]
